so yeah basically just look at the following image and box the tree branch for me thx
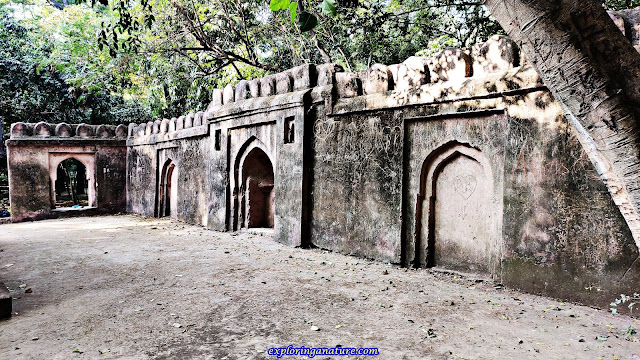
[170,0,283,73]
[47,0,65,10]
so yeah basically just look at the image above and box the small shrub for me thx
[610,293,639,315]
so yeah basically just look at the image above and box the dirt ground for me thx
[0,215,638,360]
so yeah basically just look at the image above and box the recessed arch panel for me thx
[415,142,500,275]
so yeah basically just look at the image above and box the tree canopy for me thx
[0,0,504,133]
[0,0,637,136]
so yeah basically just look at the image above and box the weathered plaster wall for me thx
[206,122,228,231]
[501,98,640,306]
[126,143,156,217]
[127,124,210,224]
[7,144,51,221]
[310,109,404,262]
[320,64,639,308]
[96,146,127,212]
[315,65,542,264]
[160,137,210,225]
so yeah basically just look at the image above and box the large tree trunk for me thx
[484,0,640,252]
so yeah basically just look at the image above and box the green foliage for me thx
[321,0,336,17]
[603,0,640,10]
[269,0,290,11]
[270,0,335,31]
[0,2,153,135]
[308,0,503,70]
[289,2,298,21]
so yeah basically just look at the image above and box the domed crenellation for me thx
[185,113,195,129]
[34,122,52,137]
[289,64,317,91]
[249,79,260,98]
[194,112,204,127]
[317,63,344,87]
[10,122,127,139]
[223,84,235,105]
[428,48,472,83]
[175,117,185,131]
[115,124,128,137]
[260,75,276,96]
[96,124,114,138]
[235,80,250,102]
[275,72,293,95]
[363,64,393,95]
[395,56,430,91]
[55,123,73,137]
[10,122,32,138]
[135,124,146,137]
[208,89,224,113]
[335,72,362,98]
[160,119,169,134]
[144,122,153,136]
[471,35,520,77]
[386,64,400,88]
[76,123,95,138]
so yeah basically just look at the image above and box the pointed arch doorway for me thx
[158,160,177,218]
[232,138,275,230]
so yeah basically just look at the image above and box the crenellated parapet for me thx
[128,35,521,141]
[126,110,208,145]
[10,122,128,140]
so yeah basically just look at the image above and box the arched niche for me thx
[158,159,178,218]
[48,153,96,209]
[415,142,500,275]
[231,137,275,230]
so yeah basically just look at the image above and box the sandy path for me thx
[0,215,638,359]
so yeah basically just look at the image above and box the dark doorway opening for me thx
[240,148,274,228]
[54,158,89,208]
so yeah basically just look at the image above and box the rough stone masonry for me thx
[6,11,640,310]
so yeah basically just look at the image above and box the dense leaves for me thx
[0,4,151,137]
[604,0,640,9]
